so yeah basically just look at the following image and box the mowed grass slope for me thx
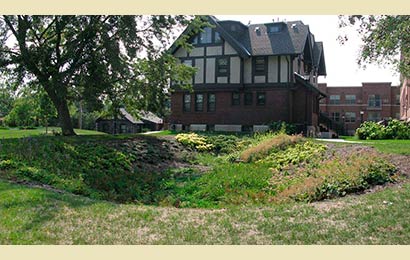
[2,179,410,244]
[0,127,105,139]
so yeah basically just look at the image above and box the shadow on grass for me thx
[0,180,104,243]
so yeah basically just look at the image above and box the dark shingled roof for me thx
[170,16,326,75]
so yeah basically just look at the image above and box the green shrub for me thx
[274,152,396,202]
[269,121,297,135]
[356,120,410,140]
[0,159,17,170]
[175,133,214,152]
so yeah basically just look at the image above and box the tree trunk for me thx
[56,98,76,136]
[78,100,83,129]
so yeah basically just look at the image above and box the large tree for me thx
[339,15,410,77]
[0,15,199,135]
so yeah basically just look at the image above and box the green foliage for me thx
[4,97,38,127]
[274,153,397,202]
[265,141,326,171]
[0,15,200,135]
[269,121,297,135]
[0,133,399,209]
[339,15,410,76]
[175,133,214,152]
[0,83,14,117]
[356,120,410,140]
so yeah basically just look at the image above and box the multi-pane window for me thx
[199,27,212,44]
[329,95,340,105]
[331,112,340,122]
[216,58,229,76]
[232,92,240,106]
[345,112,356,123]
[214,32,222,43]
[368,94,381,107]
[207,93,216,112]
[183,93,191,112]
[345,94,356,104]
[396,94,401,105]
[257,92,266,105]
[254,57,266,75]
[244,92,253,106]
[195,94,204,111]
[367,111,381,122]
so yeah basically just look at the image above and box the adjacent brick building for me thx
[318,82,401,135]
[168,16,327,135]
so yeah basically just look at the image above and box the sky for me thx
[216,15,401,87]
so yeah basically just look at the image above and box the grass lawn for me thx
[340,136,410,155]
[1,179,410,244]
[0,132,409,244]
[145,130,178,136]
[0,127,105,139]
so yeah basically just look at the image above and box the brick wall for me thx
[319,82,401,134]
[170,88,291,126]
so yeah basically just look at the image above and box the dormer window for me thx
[268,24,283,33]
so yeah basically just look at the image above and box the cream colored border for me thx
[0,0,409,14]
[1,0,410,259]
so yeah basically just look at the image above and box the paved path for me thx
[315,138,363,144]
[141,130,163,135]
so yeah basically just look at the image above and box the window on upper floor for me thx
[232,92,240,106]
[254,57,266,75]
[192,27,222,45]
[329,95,340,105]
[396,94,401,105]
[368,94,381,108]
[257,92,266,106]
[345,94,356,104]
[200,27,212,44]
[244,92,253,106]
[208,93,216,112]
[183,93,191,112]
[214,32,222,44]
[216,57,229,76]
[267,23,283,33]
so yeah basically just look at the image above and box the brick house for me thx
[318,83,401,135]
[168,16,327,134]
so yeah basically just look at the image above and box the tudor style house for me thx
[168,16,327,134]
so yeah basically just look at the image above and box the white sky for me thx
[216,15,401,87]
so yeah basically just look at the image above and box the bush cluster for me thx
[274,152,396,202]
[175,133,214,152]
[356,120,410,140]
[269,121,297,135]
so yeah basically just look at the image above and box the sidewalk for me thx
[315,138,363,144]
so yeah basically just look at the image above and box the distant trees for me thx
[339,15,410,76]
[4,90,57,129]
[0,15,203,135]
